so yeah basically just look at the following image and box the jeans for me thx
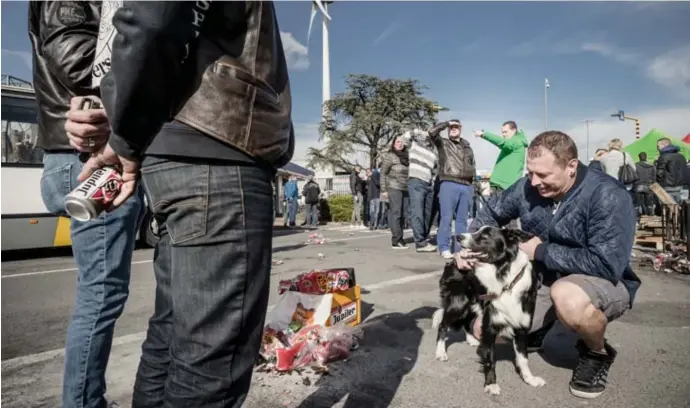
[286,198,298,226]
[132,156,273,407]
[635,191,655,216]
[437,181,473,253]
[408,178,434,248]
[40,152,145,408]
[351,192,363,224]
[369,198,381,228]
[387,188,408,245]
[304,202,319,226]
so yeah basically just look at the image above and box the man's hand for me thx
[473,130,484,138]
[454,248,484,270]
[519,237,543,260]
[65,96,110,153]
[380,192,388,201]
[78,143,140,209]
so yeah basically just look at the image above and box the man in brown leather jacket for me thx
[426,120,477,260]
[67,2,294,407]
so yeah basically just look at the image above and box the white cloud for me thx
[280,32,309,71]
[646,46,690,93]
[2,49,32,70]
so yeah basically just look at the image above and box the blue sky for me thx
[3,1,690,170]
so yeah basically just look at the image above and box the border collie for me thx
[434,226,545,396]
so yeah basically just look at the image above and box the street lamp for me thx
[610,110,641,139]
[583,119,595,161]
[544,78,550,130]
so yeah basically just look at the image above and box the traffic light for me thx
[635,120,640,139]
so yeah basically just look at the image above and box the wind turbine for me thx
[307,1,333,118]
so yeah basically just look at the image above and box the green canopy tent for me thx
[623,128,690,163]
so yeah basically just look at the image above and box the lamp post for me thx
[584,119,594,161]
[544,78,550,130]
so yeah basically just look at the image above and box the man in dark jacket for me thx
[350,165,365,227]
[302,176,321,227]
[426,119,476,259]
[28,3,145,406]
[634,152,656,216]
[66,2,294,406]
[366,168,382,229]
[457,131,640,399]
[656,138,688,204]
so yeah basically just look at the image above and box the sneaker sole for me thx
[569,385,605,399]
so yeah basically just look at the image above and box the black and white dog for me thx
[433,226,545,396]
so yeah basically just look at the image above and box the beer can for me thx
[64,167,123,221]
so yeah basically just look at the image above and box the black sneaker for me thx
[526,321,555,352]
[392,242,408,249]
[569,339,617,399]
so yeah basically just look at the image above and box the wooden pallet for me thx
[635,235,664,250]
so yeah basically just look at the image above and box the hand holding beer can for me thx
[64,166,123,221]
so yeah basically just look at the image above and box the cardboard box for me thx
[328,284,361,327]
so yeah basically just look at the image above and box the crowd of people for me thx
[25,0,684,404]
[589,137,690,216]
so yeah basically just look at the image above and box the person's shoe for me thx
[417,243,437,253]
[526,321,555,352]
[392,242,408,249]
[569,339,617,399]
[440,250,453,260]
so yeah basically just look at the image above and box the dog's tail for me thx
[432,308,444,329]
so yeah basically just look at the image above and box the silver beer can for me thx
[64,166,123,221]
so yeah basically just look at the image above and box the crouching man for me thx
[457,131,641,399]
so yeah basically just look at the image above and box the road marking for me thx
[1,268,441,369]
[1,233,390,279]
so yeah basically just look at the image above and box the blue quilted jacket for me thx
[470,162,641,305]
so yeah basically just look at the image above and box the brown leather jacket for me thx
[100,1,294,167]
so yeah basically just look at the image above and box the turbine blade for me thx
[314,0,332,20]
[307,2,317,45]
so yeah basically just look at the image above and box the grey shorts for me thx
[531,274,631,332]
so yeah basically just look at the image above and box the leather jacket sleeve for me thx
[100,1,204,160]
[37,1,99,95]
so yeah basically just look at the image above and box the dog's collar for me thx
[478,264,527,302]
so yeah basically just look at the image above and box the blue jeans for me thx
[304,202,319,226]
[437,181,473,253]
[369,198,381,228]
[408,178,434,248]
[286,198,298,226]
[40,152,145,408]
[132,157,273,407]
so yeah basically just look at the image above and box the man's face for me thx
[448,125,461,139]
[657,141,667,151]
[526,150,577,198]
[355,166,361,173]
[501,125,517,139]
[366,169,372,176]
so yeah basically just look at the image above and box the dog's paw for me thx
[431,308,444,329]
[484,384,501,396]
[435,350,449,361]
[465,334,480,347]
[524,375,546,387]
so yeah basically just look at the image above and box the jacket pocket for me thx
[174,59,292,165]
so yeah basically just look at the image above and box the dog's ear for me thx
[502,228,534,244]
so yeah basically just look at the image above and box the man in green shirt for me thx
[474,121,528,194]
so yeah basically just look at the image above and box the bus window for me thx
[1,94,43,165]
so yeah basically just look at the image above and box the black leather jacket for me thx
[428,122,476,185]
[99,2,293,167]
[28,1,102,152]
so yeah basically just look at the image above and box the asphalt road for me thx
[2,226,690,408]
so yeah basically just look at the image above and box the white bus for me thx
[1,82,157,251]
[1,80,314,251]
